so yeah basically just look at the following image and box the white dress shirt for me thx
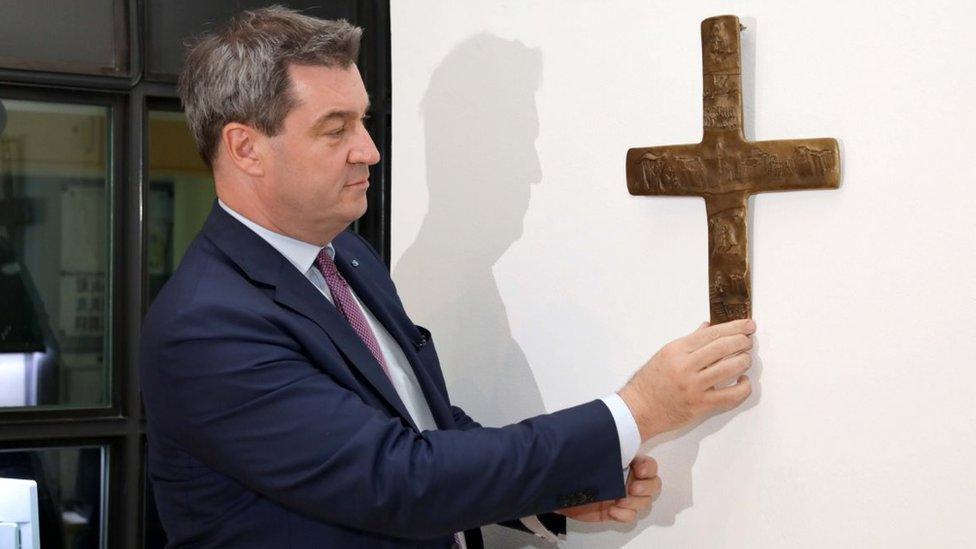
[218,200,641,542]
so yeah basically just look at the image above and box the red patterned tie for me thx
[314,249,391,379]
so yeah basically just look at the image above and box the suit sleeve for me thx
[140,302,624,541]
[448,405,569,537]
[451,405,480,431]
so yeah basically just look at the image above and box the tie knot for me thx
[315,247,337,273]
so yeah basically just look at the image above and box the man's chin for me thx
[347,198,369,223]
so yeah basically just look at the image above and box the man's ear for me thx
[221,123,266,177]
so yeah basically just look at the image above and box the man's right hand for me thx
[618,319,756,441]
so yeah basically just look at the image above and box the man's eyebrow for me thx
[310,101,372,134]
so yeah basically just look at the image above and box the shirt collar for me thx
[218,199,334,274]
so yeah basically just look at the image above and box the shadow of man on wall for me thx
[392,33,553,547]
[393,33,545,435]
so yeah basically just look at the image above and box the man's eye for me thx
[325,127,345,137]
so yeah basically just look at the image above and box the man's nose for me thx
[349,127,381,166]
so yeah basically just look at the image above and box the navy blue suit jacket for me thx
[140,203,625,547]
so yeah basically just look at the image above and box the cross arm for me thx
[626,143,708,196]
[627,135,840,198]
[740,137,840,194]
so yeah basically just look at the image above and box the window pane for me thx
[0,98,111,409]
[0,446,106,548]
[145,0,355,79]
[0,0,127,76]
[147,111,214,302]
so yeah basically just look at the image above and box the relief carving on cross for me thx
[626,15,841,324]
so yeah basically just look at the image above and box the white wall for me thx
[390,2,976,547]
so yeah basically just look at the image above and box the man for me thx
[140,7,756,548]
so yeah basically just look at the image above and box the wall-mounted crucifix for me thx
[626,15,841,324]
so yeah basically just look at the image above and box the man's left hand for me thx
[556,455,662,523]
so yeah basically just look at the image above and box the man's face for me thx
[259,63,380,239]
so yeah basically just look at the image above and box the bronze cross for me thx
[626,15,841,324]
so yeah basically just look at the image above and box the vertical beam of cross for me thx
[626,15,841,324]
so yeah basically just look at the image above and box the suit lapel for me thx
[201,202,419,432]
[270,263,420,432]
[333,243,456,430]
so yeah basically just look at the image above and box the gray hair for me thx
[178,5,363,167]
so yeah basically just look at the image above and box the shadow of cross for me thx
[626,15,841,324]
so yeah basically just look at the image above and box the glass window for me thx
[147,110,214,302]
[145,0,355,79]
[0,98,111,409]
[0,0,128,76]
[0,446,106,548]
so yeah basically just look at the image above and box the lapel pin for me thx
[351,259,360,267]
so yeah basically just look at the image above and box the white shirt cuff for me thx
[519,515,560,542]
[599,393,641,470]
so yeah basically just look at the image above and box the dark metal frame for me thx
[353,0,393,263]
[0,1,391,546]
